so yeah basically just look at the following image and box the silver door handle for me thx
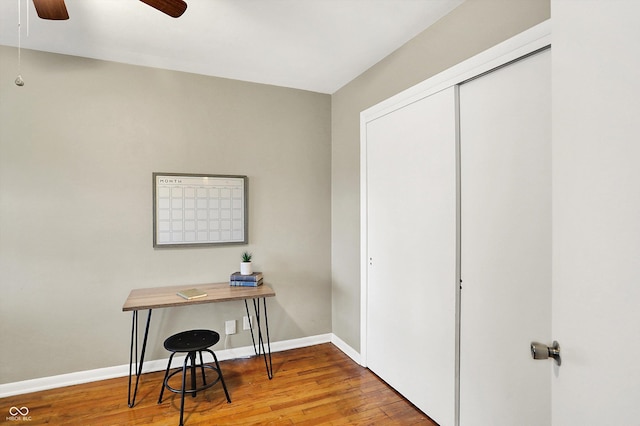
[530,341,561,366]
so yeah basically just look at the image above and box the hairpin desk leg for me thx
[245,300,257,355]
[245,298,273,379]
[128,309,152,408]
[262,297,273,379]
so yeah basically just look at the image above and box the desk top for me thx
[122,282,275,312]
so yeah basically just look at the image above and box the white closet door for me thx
[459,49,551,425]
[365,87,457,426]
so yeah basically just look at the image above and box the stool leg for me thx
[199,351,207,386]
[207,349,231,403]
[179,356,188,426]
[189,352,198,398]
[158,352,176,404]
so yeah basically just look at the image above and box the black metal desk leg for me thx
[127,309,152,408]
[252,298,273,379]
[262,297,272,378]
[244,300,258,356]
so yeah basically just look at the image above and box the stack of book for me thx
[229,272,263,287]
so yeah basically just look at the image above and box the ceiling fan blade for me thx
[139,0,187,18]
[32,0,69,20]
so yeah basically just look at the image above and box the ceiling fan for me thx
[31,0,188,20]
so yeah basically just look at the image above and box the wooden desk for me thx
[122,282,275,408]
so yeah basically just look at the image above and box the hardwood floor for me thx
[1,343,437,425]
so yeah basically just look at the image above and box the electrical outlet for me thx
[243,315,253,330]
[225,320,236,335]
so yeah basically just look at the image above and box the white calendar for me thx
[153,173,247,247]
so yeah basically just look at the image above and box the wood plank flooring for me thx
[1,343,437,425]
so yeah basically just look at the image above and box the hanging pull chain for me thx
[15,0,25,86]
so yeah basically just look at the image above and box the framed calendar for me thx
[153,173,248,247]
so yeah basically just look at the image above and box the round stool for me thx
[158,330,231,426]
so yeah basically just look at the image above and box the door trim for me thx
[359,19,551,426]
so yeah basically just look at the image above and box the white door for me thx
[459,49,552,425]
[365,87,457,426]
[552,2,640,424]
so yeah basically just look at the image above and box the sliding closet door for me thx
[365,87,457,426]
[459,49,551,425]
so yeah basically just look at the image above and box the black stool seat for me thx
[164,329,220,352]
[158,329,231,426]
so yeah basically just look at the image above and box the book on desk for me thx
[230,272,263,287]
[176,288,208,300]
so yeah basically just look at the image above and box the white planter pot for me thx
[240,262,253,275]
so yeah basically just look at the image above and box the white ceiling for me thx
[0,0,464,94]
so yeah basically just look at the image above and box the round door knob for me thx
[530,341,561,366]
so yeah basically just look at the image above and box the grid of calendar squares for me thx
[157,185,244,244]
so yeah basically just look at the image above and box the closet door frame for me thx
[359,20,551,426]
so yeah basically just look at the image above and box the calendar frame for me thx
[153,172,248,248]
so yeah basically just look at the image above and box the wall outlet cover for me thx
[225,320,236,335]
[243,315,252,330]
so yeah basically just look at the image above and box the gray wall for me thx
[0,48,331,384]
[331,0,550,351]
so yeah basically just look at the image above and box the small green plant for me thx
[242,251,252,262]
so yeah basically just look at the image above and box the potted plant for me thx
[240,251,253,275]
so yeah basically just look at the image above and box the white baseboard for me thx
[0,333,357,398]
[331,334,362,365]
